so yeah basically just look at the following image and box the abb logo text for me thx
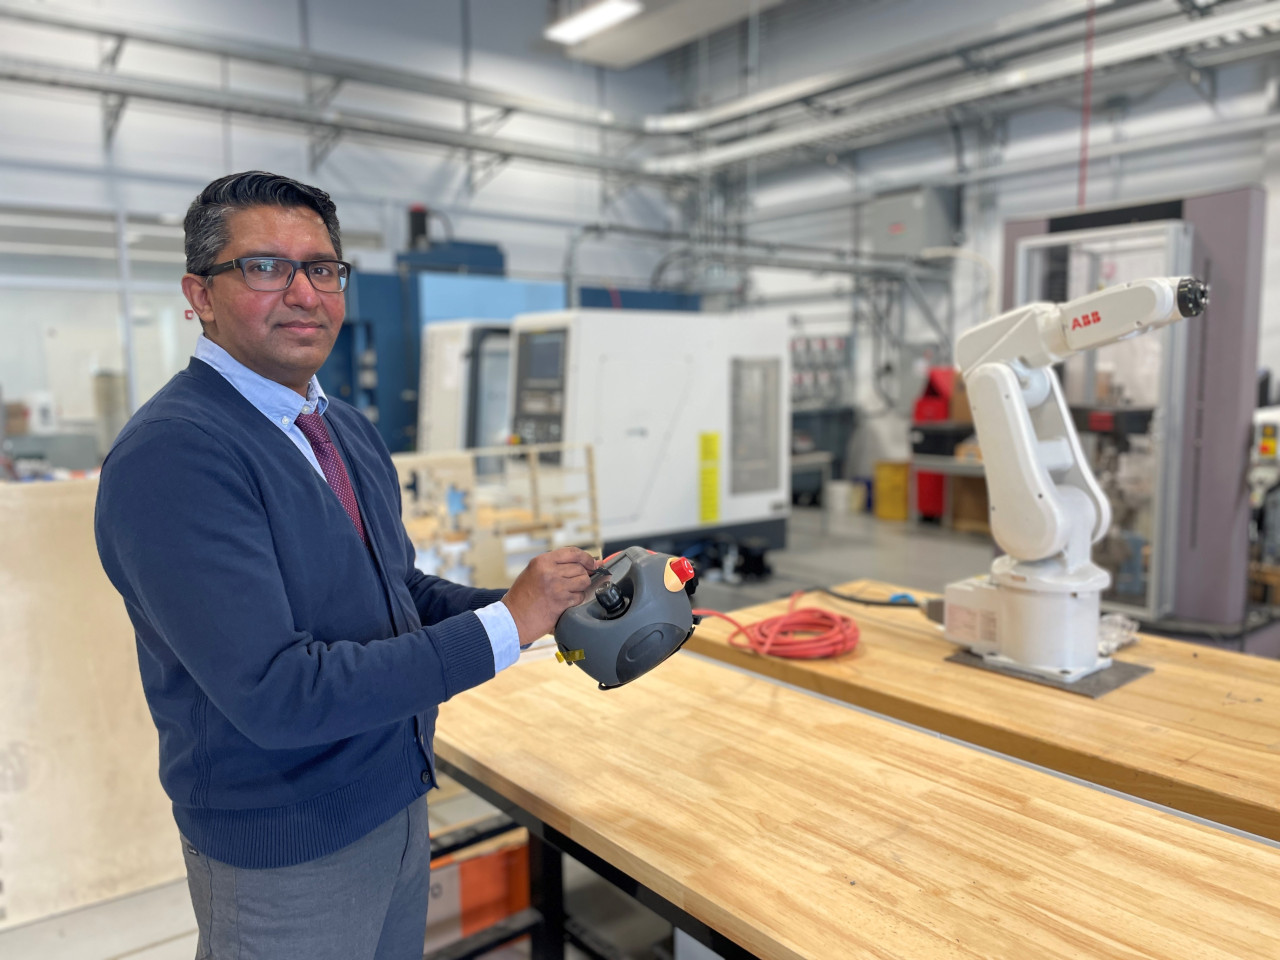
[1070,311,1101,331]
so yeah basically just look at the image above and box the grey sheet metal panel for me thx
[730,357,782,496]
[1176,187,1264,625]
[1002,218,1049,312]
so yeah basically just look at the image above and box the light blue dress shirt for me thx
[193,334,521,672]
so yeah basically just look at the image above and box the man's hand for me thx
[504,547,599,647]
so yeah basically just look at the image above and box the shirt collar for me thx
[194,333,329,423]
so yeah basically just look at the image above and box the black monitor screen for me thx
[526,332,565,381]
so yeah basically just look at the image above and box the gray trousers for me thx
[181,795,430,960]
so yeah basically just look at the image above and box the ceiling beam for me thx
[0,53,666,180]
[0,0,638,133]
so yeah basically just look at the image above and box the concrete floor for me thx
[0,508,992,960]
[692,506,993,613]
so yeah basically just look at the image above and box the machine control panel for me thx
[513,329,568,451]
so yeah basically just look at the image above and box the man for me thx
[95,170,597,959]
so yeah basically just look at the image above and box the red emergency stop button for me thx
[671,557,695,584]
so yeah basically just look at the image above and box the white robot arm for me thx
[944,277,1207,682]
[958,277,1207,569]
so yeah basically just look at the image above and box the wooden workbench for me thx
[435,651,1280,960]
[685,579,1280,841]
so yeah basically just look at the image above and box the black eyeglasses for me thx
[205,257,351,293]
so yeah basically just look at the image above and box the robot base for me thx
[944,557,1112,683]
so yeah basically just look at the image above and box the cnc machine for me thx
[508,309,790,551]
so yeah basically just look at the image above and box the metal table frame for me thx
[434,757,759,960]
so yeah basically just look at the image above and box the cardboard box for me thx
[951,476,990,535]
[424,828,530,953]
[850,477,872,514]
[950,378,972,424]
[4,402,28,437]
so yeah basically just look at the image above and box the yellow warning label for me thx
[699,432,720,524]
[1262,439,1277,458]
[699,432,719,462]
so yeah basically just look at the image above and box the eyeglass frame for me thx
[203,257,353,293]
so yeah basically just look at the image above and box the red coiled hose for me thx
[693,591,860,659]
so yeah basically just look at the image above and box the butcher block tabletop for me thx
[685,578,1280,841]
[435,649,1280,960]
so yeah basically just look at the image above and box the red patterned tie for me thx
[294,412,368,545]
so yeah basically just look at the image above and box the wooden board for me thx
[685,579,1280,840]
[436,652,1280,960]
[0,480,182,929]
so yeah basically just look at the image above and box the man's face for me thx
[181,205,344,395]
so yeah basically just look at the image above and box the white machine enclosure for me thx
[507,309,790,548]
[418,320,511,452]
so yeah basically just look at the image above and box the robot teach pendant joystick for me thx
[553,547,699,689]
[944,277,1208,683]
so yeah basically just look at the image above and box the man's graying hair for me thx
[183,171,342,276]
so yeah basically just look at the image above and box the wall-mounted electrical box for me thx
[862,188,957,258]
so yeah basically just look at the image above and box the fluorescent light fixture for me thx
[544,0,643,46]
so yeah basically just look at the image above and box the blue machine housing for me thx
[320,243,506,452]
[320,271,403,444]
[577,288,701,312]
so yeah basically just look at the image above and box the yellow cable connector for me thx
[555,648,586,663]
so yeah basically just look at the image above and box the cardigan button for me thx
[421,770,431,785]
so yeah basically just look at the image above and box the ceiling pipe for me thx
[2,0,1277,183]
[562,221,862,257]
[0,0,639,133]
[688,2,1187,148]
[643,0,1280,175]
[736,37,1274,224]
[0,54,656,179]
[744,104,1280,226]
[645,0,1165,134]
[561,221,914,307]
[653,245,947,280]
[0,0,1177,144]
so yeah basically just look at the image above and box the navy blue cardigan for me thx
[95,359,502,868]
